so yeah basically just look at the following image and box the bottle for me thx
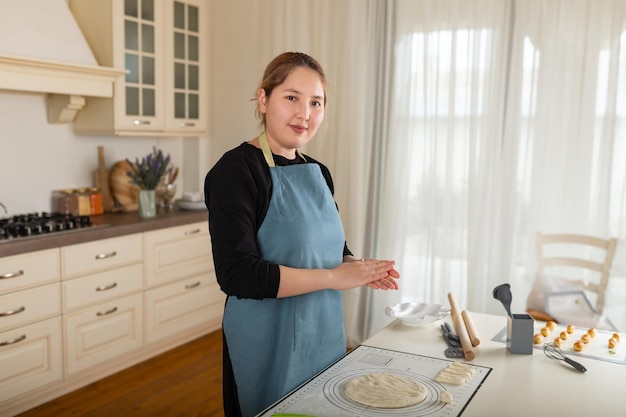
[89,187,104,215]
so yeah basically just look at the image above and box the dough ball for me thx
[587,328,596,338]
[540,327,550,337]
[344,373,427,408]
[533,334,544,344]
[573,341,584,352]
[553,337,563,347]
[612,333,621,342]
[559,331,568,340]
[567,325,575,334]
[581,334,590,344]
[547,321,557,330]
[440,390,453,404]
[609,337,618,349]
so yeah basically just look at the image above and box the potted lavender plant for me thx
[126,147,171,218]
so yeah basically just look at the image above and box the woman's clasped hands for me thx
[334,257,400,291]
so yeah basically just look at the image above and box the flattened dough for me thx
[343,372,427,408]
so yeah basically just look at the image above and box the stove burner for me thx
[0,212,95,242]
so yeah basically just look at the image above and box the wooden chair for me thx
[526,232,618,323]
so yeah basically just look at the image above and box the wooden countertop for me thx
[0,209,208,258]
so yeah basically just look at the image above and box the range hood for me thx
[0,0,124,123]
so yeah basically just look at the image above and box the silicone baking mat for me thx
[257,345,491,417]
[492,323,626,364]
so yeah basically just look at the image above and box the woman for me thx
[204,52,400,417]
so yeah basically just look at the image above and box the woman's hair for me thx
[255,52,327,127]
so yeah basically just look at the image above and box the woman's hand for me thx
[331,258,400,290]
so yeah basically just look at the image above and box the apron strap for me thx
[259,131,306,168]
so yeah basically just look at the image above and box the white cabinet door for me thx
[0,317,63,403]
[143,222,212,288]
[61,234,143,279]
[0,248,60,295]
[62,263,143,312]
[0,284,61,332]
[64,293,143,375]
[144,275,223,344]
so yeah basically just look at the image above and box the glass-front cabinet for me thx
[70,0,207,137]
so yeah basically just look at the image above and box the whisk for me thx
[543,343,587,372]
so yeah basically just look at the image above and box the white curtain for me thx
[246,0,626,345]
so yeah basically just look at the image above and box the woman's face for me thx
[258,67,325,158]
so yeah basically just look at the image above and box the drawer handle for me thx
[0,306,26,317]
[179,122,196,127]
[96,306,118,316]
[184,228,201,235]
[185,281,201,289]
[96,282,118,292]
[133,119,151,125]
[95,251,117,260]
[0,334,26,346]
[1,270,24,279]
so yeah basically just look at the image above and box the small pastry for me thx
[547,321,557,330]
[587,328,596,338]
[541,327,550,337]
[553,337,563,347]
[573,341,584,352]
[609,337,618,349]
[533,334,544,344]
[581,334,590,344]
[560,331,568,340]
[567,324,575,334]
[612,333,621,342]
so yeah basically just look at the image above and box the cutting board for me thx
[109,160,140,212]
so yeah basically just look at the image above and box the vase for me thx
[138,189,156,218]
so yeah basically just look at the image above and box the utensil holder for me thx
[507,313,534,354]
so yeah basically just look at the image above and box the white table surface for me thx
[363,312,625,416]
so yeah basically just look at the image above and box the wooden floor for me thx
[17,330,224,417]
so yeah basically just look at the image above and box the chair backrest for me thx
[535,232,618,314]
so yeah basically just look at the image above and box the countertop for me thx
[0,209,208,258]
[260,312,626,416]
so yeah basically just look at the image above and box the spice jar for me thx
[89,187,104,215]
[76,189,92,216]
[56,189,78,215]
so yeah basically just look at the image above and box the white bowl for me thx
[385,302,450,326]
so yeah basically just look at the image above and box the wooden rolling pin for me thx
[448,292,475,361]
[462,309,481,347]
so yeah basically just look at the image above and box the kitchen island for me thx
[260,312,626,416]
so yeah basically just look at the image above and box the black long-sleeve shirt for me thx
[204,142,352,300]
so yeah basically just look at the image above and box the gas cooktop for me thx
[0,212,104,242]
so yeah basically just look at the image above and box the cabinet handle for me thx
[184,228,201,235]
[179,122,196,127]
[96,282,118,292]
[95,251,117,260]
[0,334,26,346]
[96,306,118,316]
[133,119,151,125]
[185,281,201,289]
[1,270,24,279]
[0,306,26,317]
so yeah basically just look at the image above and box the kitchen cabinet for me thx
[0,217,222,417]
[143,222,223,344]
[0,249,63,404]
[61,234,144,376]
[69,0,208,137]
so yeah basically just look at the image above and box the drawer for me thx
[62,263,143,312]
[144,222,213,288]
[0,317,63,403]
[144,274,223,344]
[0,248,60,295]
[0,284,61,332]
[62,234,142,279]
[64,293,143,375]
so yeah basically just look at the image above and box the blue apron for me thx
[222,132,347,416]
